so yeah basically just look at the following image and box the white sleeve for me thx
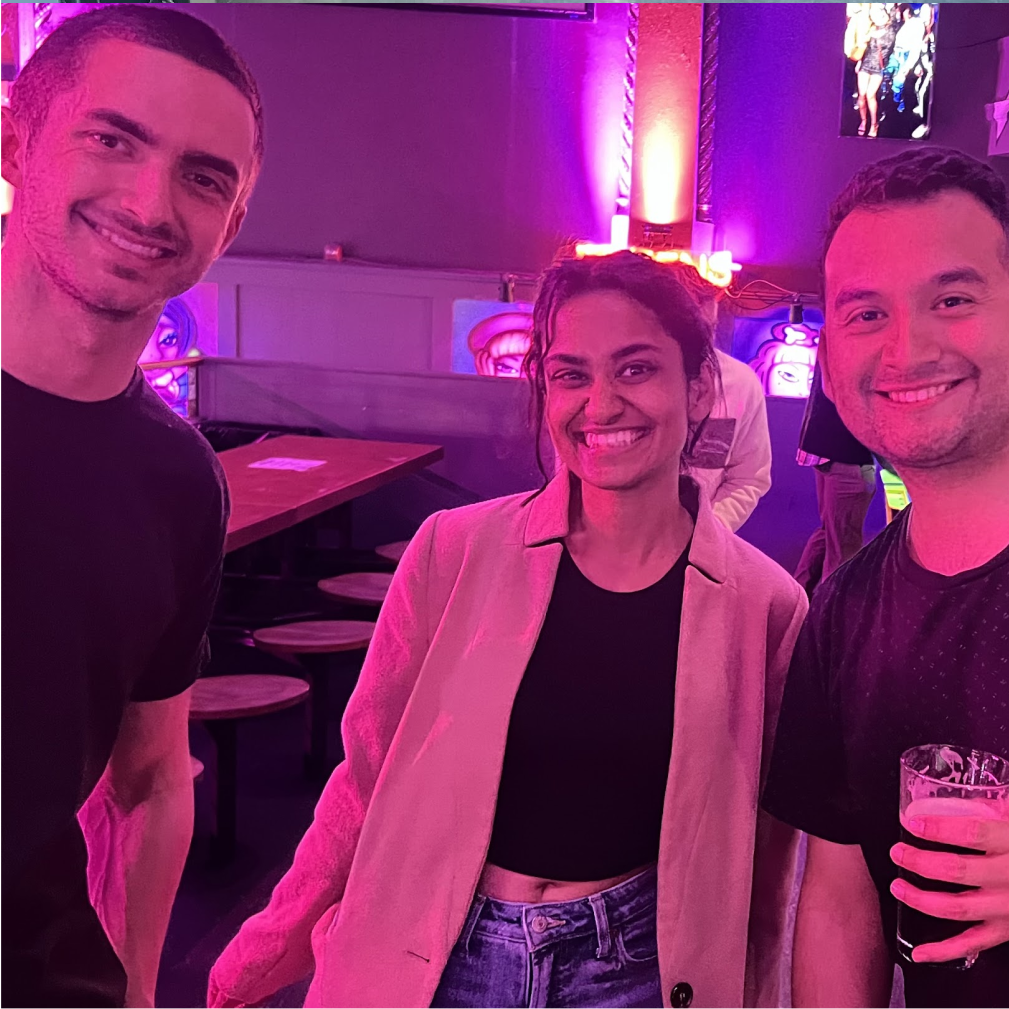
[712,356,773,532]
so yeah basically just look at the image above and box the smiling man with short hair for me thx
[1,7,262,1006]
[763,148,1009,1007]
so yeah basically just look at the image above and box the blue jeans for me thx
[430,866,662,1008]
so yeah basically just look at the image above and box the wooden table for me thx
[219,434,443,553]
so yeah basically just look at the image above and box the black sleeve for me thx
[131,469,229,703]
[761,593,862,844]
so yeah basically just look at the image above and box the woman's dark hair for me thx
[524,250,718,481]
[822,147,1009,277]
[11,4,264,179]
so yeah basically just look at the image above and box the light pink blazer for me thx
[209,472,808,1009]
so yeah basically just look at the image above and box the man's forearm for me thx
[79,777,194,1007]
[793,869,892,1008]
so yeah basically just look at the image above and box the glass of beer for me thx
[897,744,1009,969]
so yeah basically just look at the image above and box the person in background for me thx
[792,359,877,595]
[1,7,262,1006]
[763,148,1009,1007]
[693,347,773,532]
[855,3,899,138]
[208,252,806,1009]
[668,268,773,532]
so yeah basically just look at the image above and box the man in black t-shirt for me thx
[793,359,878,594]
[763,148,1009,1008]
[1,8,262,1006]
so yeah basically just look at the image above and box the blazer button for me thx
[670,982,693,1007]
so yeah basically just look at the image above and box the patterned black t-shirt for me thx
[763,507,1008,1008]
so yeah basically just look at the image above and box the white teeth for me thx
[583,429,646,449]
[886,383,954,404]
[95,223,164,259]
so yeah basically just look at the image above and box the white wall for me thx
[206,255,538,373]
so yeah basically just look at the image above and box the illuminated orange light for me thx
[573,242,741,289]
[638,122,685,225]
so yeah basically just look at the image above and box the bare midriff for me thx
[477,860,656,904]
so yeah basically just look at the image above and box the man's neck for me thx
[1,235,158,402]
[901,452,1009,576]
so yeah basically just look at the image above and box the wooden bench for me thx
[318,571,393,607]
[253,621,375,777]
[190,674,310,861]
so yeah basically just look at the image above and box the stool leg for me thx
[207,719,238,863]
[304,659,331,780]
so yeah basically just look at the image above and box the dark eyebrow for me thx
[543,352,586,368]
[181,151,239,185]
[543,342,661,368]
[87,108,154,144]
[931,267,986,287]
[86,109,240,186]
[833,287,881,311]
[611,342,661,362]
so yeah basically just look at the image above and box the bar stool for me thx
[253,620,375,778]
[374,540,409,565]
[189,674,310,862]
[317,572,392,608]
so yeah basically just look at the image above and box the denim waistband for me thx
[459,865,658,957]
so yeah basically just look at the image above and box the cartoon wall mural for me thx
[452,299,534,378]
[139,283,217,416]
[732,305,823,398]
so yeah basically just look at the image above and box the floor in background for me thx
[158,702,317,1008]
[157,650,906,1009]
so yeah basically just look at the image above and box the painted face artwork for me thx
[749,321,819,398]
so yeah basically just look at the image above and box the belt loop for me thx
[588,893,612,959]
[461,895,487,956]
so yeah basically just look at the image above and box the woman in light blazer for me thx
[209,252,807,1009]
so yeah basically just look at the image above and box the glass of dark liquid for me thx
[897,744,1009,970]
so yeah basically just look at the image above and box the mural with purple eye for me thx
[452,300,534,378]
[732,306,823,399]
[138,283,218,416]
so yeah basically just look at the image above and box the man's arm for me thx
[794,835,892,1008]
[78,689,194,1009]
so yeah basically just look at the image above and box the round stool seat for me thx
[318,571,393,606]
[190,674,310,721]
[190,755,205,781]
[253,620,376,656]
[375,540,409,564]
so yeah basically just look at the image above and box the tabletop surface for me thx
[219,434,443,553]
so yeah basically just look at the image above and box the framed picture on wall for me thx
[840,3,937,140]
[451,299,533,377]
[731,305,823,400]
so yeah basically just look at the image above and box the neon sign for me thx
[575,233,741,288]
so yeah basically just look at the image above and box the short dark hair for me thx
[822,147,1009,275]
[525,250,718,479]
[10,4,264,176]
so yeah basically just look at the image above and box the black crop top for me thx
[486,545,688,881]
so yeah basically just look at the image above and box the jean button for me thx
[531,914,549,934]
[670,982,693,1007]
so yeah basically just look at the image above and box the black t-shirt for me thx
[487,545,688,881]
[762,508,1009,1007]
[1,369,229,1007]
